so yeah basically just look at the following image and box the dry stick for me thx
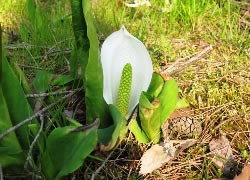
[16,63,49,70]
[0,89,81,141]
[161,45,213,76]
[24,114,44,180]
[73,99,84,118]
[91,151,114,180]
[26,90,75,98]
[24,114,44,171]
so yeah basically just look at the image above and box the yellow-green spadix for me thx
[101,26,153,118]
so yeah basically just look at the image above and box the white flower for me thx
[101,26,153,118]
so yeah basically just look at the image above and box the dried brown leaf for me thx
[139,142,176,175]
[209,135,234,168]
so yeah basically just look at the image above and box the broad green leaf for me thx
[0,88,24,167]
[147,73,164,98]
[158,80,179,124]
[83,0,110,127]
[41,122,98,180]
[0,24,24,167]
[2,55,34,149]
[32,70,53,93]
[100,105,127,151]
[65,117,82,127]
[10,62,32,94]
[98,125,115,145]
[129,119,149,143]
[139,92,154,109]
[9,62,35,107]
[139,93,161,144]
[51,75,74,86]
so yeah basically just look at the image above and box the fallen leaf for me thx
[139,137,198,175]
[139,142,176,175]
[234,165,250,180]
[209,135,238,178]
[209,135,234,168]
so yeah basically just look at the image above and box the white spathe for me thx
[101,26,153,117]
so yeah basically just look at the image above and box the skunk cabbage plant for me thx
[101,26,153,118]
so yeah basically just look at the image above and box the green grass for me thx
[1,0,250,179]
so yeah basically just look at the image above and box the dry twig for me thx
[161,45,213,76]
[0,88,81,141]
[24,114,45,170]
[91,151,114,180]
[26,90,75,98]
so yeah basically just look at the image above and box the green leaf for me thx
[32,70,53,93]
[9,62,35,107]
[0,25,24,167]
[158,80,179,124]
[51,75,74,86]
[100,105,127,151]
[139,93,161,144]
[139,92,155,109]
[0,88,24,167]
[41,122,98,180]
[65,117,82,127]
[98,125,115,145]
[10,62,32,94]
[129,119,149,143]
[83,0,110,127]
[2,55,35,149]
[147,73,164,98]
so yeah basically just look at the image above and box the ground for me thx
[0,0,249,179]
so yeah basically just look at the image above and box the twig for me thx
[91,151,114,180]
[161,45,213,76]
[24,114,44,170]
[26,90,74,98]
[0,88,81,141]
[16,64,49,70]
[5,42,50,50]
[73,99,84,118]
